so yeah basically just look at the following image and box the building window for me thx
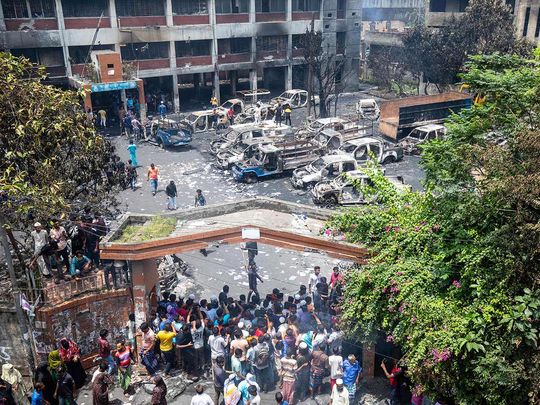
[256,35,287,53]
[505,0,515,14]
[121,42,169,60]
[3,0,55,18]
[11,47,64,66]
[68,45,115,64]
[116,0,165,16]
[535,8,540,37]
[292,34,307,49]
[292,0,320,12]
[429,0,446,12]
[337,0,346,12]
[336,31,346,55]
[61,0,108,17]
[523,6,531,36]
[172,0,208,15]
[176,40,211,57]
[255,0,286,13]
[218,38,251,54]
[215,0,249,13]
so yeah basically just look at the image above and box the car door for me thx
[340,184,362,205]
[369,141,383,162]
[341,161,356,174]
[354,145,369,163]
[290,93,299,107]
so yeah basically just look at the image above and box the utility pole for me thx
[0,216,36,372]
[307,18,315,118]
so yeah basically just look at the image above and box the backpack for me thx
[255,344,269,367]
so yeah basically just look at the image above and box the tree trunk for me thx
[0,216,36,372]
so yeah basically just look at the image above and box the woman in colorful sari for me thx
[59,338,87,388]
[1,364,26,404]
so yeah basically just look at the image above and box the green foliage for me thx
[329,52,540,403]
[116,217,177,243]
[0,52,119,229]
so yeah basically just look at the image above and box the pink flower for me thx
[385,226,392,232]
[396,271,403,276]
[393,226,401,232]
[390,286,399,293]
[432,348,452,362]
[452,280,462,289]
[386,335,394,343]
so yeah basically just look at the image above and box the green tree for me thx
[328,52,540,404]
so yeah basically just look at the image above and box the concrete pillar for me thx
[213,70,221,104]
[230,70,238,95]
[131,259,159,330]
[120,89,127,110]
[527,6,539,39]
[109,0,118,28]
[286,64,293,90]
[249,69,258,101]
[136,79,147,121]
[362,343,376,381]
[54,0,72,77]
[286,0,292,21]
[165,0,174,26]
[169,41,180,112]
[249,0,256,23]
[209,0,220,103]
[0,0,6,36]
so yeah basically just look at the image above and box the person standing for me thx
[97,329,114,375]
[194,189,206,207]
[58,338,86,389]
[151,376,167,405]
[254,103,261,124]
[310,344,329,399]
[208,327,227,366]
[31,222,51,278]
[212,356,226,405]
[158,101,167,119]
[55,366,77,405]
[31,382,46,405]
[191,384,214,405]
[126,160,138,191]
[328,346,344,391]
[227,107,234,125]
[137,322,159,377]
[166,181,177,210]
[50,220,70,276]
[330,378,349,405]
[98,109,107,128]
[156,323,176,376]
[1,364,26,404]
[381,359,404,405]
[342,354,361,403]
[147,163,159,196]
[253,336,271,393]
[115,340,134,397]
[284,104,292,126]
[127,140,138,167]
[309,266,323,310]
[92,372,112,405]
[279,347,297,403]
[274,103,283,127]
[210,96,218,108]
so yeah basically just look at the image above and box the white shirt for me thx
[328,355,343,379]
[208,335,226,359]
[190,393,214,405]
[309,273,322,292]
[31,229,48,249]
[330,385,349,405]
[248,394,261,404]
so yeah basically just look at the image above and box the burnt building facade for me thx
[0,0,361,112]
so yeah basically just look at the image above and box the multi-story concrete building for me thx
[0,0,361,114]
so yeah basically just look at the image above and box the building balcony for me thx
[64,17,111,29]
[118,16,167,28]
[363,30,405,47]
[173,15,210,25]
[5,18,58,31]
[218,52,251,64]
[292,11,319,20]
[216,13,250,23]
[176,55,212,67]
[257,50,287,60]
[256,12,286,22]
[292,48,305,57]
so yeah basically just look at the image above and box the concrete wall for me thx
[35,290,133,367]
[0,307,30,376]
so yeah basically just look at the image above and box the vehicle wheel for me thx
[323,195,338,208]
[157,140,165,149]
[382,155,396,164]
[245,173,258,184]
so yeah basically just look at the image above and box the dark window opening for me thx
[116,0,165,16]
[2,0,29,18]
[336,31,346,55]
[218,38,251,54]
[505,0,515,14]
[172,0,208,15]
[292,34,307,49]
[429,0,446,12]
[523,6,531,36]
[337,0,346,11]
[68,45,114,64]
[121,42,169,60]
[62,0,108,17]
[292,0,320,12]
[29,0,55,17]
[215,0,249,13]
[256,0,286,13]
[256,35,287,53]
[176,40,211,57]
[11,47,64,66]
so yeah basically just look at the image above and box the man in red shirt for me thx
[329,267,343,288]
[98,329,115,375]
[381,359,404,405]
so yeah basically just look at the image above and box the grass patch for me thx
[116,216,177,243]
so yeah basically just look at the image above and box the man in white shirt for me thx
[208,327,228,364]
[31,222,50,277]
[328,347,344,391]
[308,266,322,294]
[190,384,215,405]
[330,378,349,405]
[247,384,261,405]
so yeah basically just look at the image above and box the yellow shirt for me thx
[156,330,176,352]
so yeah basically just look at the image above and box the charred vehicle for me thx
[337,137,403,165]
[149,118,192,148]
[291,154,357,189]
[398,124,446,154]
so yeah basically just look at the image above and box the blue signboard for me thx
[91,80,137,93]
